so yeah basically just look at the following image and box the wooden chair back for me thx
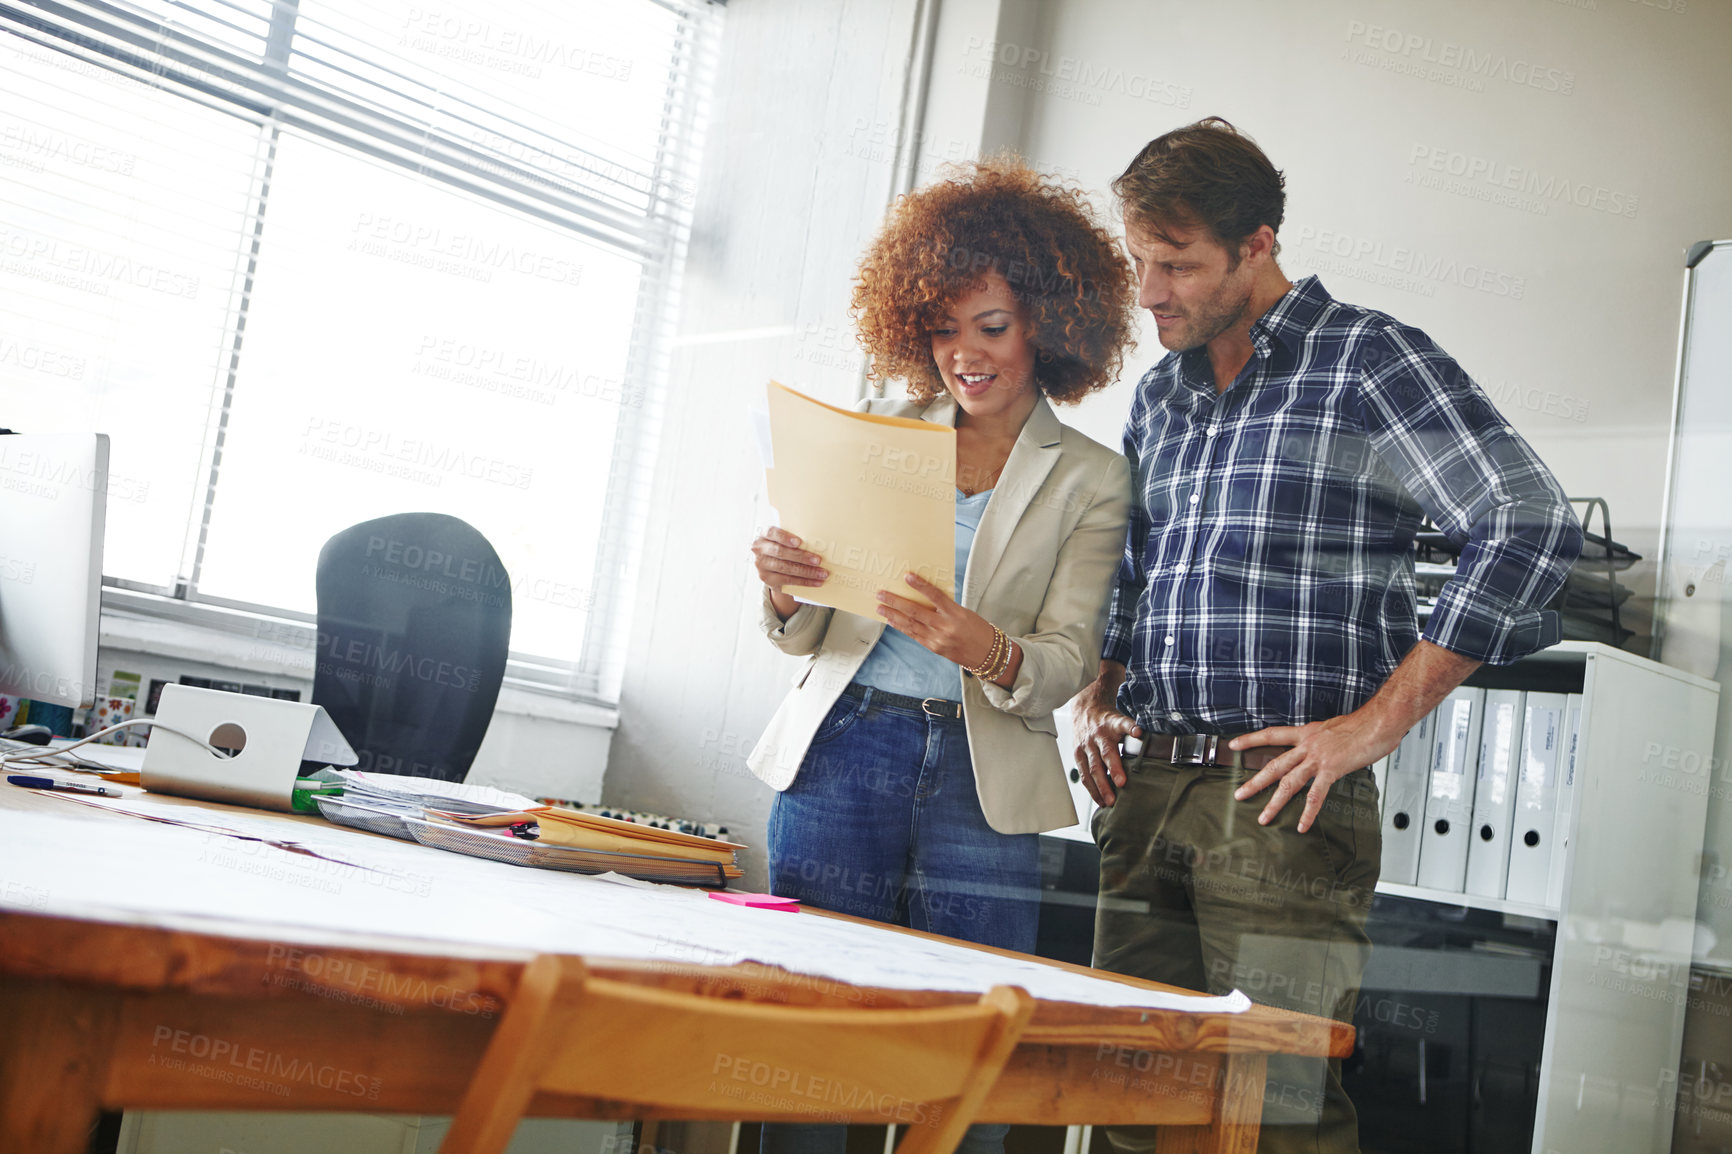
[440,955,1035,1154]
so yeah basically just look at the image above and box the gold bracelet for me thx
[987,636,1016,683]
[967,627,1009,679]
[974,629,1004,678]
[965,627,1004,679]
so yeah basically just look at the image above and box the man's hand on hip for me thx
[1228,712,1400,833]
[1072,661,1138,807]
[1229,640,1483,833]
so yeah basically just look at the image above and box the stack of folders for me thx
[1376,690,1582,905]
[424,807,746,885]
[314,771,541,836]
[315,772,745,885]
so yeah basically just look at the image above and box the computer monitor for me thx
[0,432,108,709]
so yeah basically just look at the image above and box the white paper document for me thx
[0,804,1249,1015]
[332,771,539,814]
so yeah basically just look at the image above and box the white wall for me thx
[1009,0,1732,625]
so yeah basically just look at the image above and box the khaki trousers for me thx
[1091,755,1381,1154]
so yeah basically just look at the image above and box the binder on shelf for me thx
[1417,687,1486,892]
[1464,689,1525,899]
[1506,692,1569,907]
[1380,711,1435,886]
[1546,695,1585,910]
[1369,755,1389,817]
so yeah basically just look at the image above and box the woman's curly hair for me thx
[851,158,1136,405]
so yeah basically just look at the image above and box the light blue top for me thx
[853,488,993,700]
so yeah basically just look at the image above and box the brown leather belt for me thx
[1125,732,1290,770]
[841,683,963,721]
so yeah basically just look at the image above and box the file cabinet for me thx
[1040,640,1717,1154]
[1352,641,1719,1154]
[1346,895,1554,1153]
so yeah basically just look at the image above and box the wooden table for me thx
[0,784,1352,1154]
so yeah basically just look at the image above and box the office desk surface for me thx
[0,782,1352,1154]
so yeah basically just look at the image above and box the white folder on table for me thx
[1506,692,1568,907]
[1417,687,1486,892]
[1464,689,1524,899]
[1545,695,1585,909]
[1380,711,1435,885]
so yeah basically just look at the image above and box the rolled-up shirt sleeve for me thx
[1356,325,1584,665]
[1100,394,1148,667]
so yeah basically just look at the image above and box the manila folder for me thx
[764,381,956,617]
[440,807,744,866]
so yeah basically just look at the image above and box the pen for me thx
[5,773,124,798]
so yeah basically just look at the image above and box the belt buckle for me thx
[1170,734,1219,767]
[921,698,955,720]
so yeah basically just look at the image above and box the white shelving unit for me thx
[1373,880,1557,923]
[1051,640,1719,1151]
[1374,641,1719,1154]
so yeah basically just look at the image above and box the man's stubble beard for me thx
[1159,270,1253,353]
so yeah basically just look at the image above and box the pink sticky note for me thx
[707,891,800,911]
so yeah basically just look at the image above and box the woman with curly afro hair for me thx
[747,156,1137,1152]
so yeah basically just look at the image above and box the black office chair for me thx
[312,513,511,783]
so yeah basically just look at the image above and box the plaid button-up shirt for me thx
[1103,276,1583,734]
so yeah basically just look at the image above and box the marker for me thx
[5,774,123,798]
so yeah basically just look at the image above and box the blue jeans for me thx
[761,686,1041,1154]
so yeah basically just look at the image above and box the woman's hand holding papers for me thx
[752,527,828,621]
[751,528,1021,686]
[877,573,1022,688]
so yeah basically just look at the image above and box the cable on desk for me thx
[0,719,233,771]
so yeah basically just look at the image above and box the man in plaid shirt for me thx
[1072,120,1581,1154]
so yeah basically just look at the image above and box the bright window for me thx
[0,0,717,701]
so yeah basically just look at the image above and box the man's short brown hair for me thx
[1112,117,1286,262]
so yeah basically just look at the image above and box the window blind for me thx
[0,0,718,703]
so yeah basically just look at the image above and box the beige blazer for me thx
[747,393,1132,834]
